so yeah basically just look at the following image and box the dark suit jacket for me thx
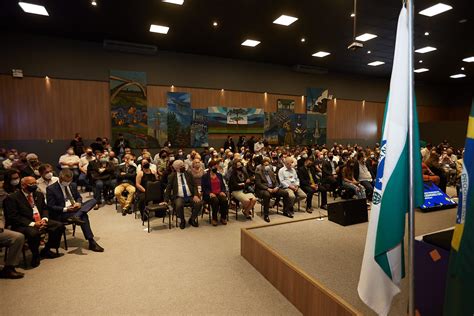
[3,190,49,228]
[165,171,198,202]
[322,159,337,178]
[254,166,279,191]
[297,165,320,187]
[46,182,82,219]
[201,172,226,200]
[116,164,136,184]
[87,160,115,182]
[21,165,39,179]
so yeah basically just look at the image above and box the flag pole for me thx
[407,0,416,315]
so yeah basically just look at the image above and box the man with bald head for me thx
[4,176,65,268]
[164,160,202,229]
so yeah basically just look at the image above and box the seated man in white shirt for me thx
[36,164,59,195]
[59,146,81,181]
[278,157,307,214]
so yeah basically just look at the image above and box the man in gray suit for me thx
[0,222,25,279]
[255,157,292,222]
[163,160,202,229]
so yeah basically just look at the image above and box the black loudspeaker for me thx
[327,198,368,226]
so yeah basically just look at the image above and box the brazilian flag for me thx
[444,99,474,315]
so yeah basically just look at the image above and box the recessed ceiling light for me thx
[415,46,437,54]
[414,68,429,73]
[91,0,97,6]
[419,3,452,17]
[212,21,218,27]
[273,15,298,26]
[368,61,385,66]
[459,19,468,23]
[312,51,330,58]
[367,50,371,54]
[355,33,378,42]
[18,2,49,16]
[424,32,429,36]
[242,39,260,47]
[419,60,423,63]
[450,74,466,79]
[163,0,184,5]
[461,67,465,70]
[300,37,306,42]
[463,56,474,63]
[149,24,169,34]
[350,13,355,18]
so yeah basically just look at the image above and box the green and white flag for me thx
[357,6,424,315]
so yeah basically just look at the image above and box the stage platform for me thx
[241,206,457,315]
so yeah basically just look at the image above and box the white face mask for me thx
[61,181,71,187]
[10,179,20,186]
[34,170,40,176]
[9,155,15,160]
[44,172,53,180]
[67,150,74,155]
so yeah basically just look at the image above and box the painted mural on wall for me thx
[110,70,150,148]
[148,106,168,147]
[306,88,331,145]
[167,92,192,148]
[191,109,209,147]
[208,107,264,134]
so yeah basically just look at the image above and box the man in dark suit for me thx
[3,176,65,268]
[88,151,117,209]
[298,157,328,212]
[46,169,104,252]
[255,157,292,222]
[223,136,236,153]
[322,152,338,193]
[163,160,202,229]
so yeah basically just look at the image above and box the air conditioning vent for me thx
[103,40,158,55]
[292,64,328,75]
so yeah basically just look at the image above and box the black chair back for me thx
[145,181,163,204]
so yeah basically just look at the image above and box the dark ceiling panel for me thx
[0,0,472,84]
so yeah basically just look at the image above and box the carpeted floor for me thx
[1,193,321,316]
[251,188,458,316]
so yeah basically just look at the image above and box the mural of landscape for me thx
[167,92,192,148]
[208,106,264,134]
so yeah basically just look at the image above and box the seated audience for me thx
[59,147,81,180]
[70,133,85,156]
[223,136,236,152]
[78,146,95,190]
[36,164,59,195]
[425,151,447,192]
[4,176,65,268]
[342,160,366,199]
[255,157,292,221]
[354,152,374,201]
[46,169,103,252]
[163,160,202,229]
[190,158,205,188]
[229,159,256,219]
[201,160,228,226]
[278,157,307,213]
[90,137,104,153]
[114,154,136,215]
[322,151,339,192]
[3,169,21,193]
[135,158,159,219]
[113,133,130,160]
[297,157,325,213]
[0,223,25,279]
[2,151,17,170]
[20,153,41,179]
[88,151,117,209]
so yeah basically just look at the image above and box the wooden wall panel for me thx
[1,75,468,144]
[0,75,109,140]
